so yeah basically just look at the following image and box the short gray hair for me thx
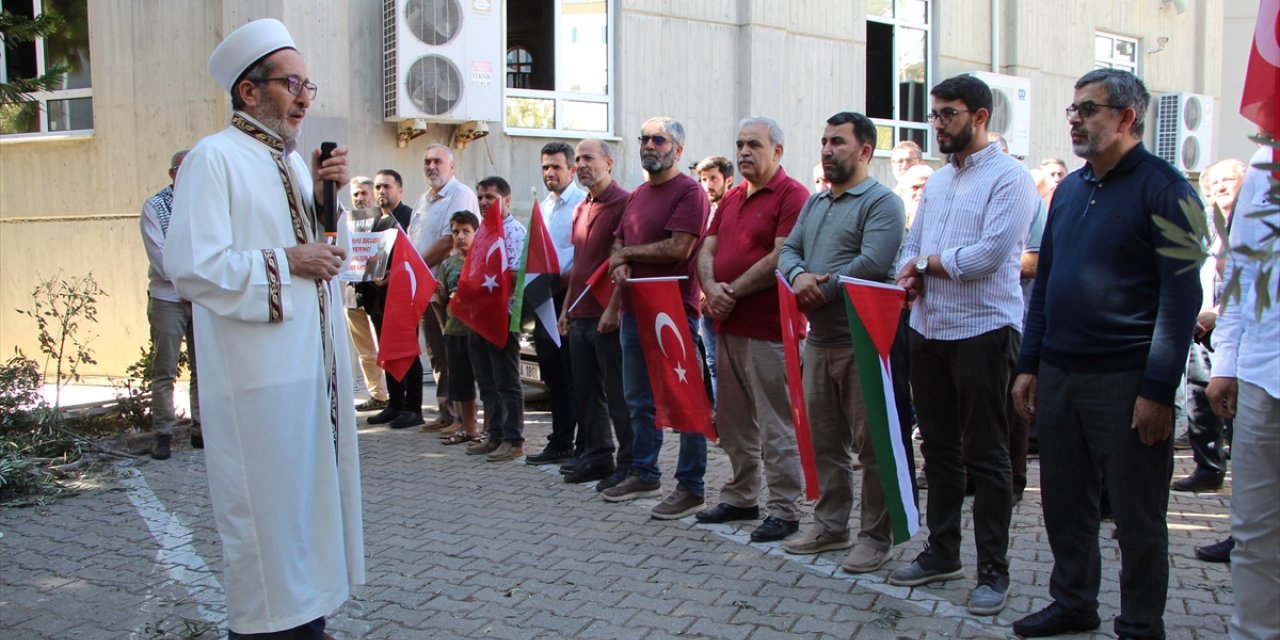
[350,175,373,189]
[579,138,613,161]
[643,116,686,147]
[424,143,454,162]
[1074,68,1150,136]
[738,116,784,146]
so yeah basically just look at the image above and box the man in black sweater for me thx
[362,169,423,429]
[1011,69,1202,639]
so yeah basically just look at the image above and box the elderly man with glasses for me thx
[890,74,1039,616]
[1011,68,1202,640]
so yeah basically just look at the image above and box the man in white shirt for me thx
[407,143,480,430]
[140,149,199,461]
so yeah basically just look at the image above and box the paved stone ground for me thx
[0,383,1235,639]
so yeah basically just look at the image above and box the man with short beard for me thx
[602,116,711,520]
[346,176,389,413]
[1011,68,1202,639]
[890,75,1038,616]
[778,112,906,568]
[408,144,480,430]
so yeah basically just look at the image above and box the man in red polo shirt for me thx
[695,117,809,542]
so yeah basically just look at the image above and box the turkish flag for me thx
[776,273,818,500]
[629,277,716,440]
[450,199,511,347]
[378,229,437,381]
[566,259,616,315]
[1242,0,1280,137]
[510,200,562,346]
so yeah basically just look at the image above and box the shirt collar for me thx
[744,166,792,197]
[950,141,1003,169]
[430,177,459,201]
[822,174,881,201]
[1081,142,1148,184]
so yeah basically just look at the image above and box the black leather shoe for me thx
[367,407,397,425]
[1195,536,1234,563]
[525,447,573,466]
[565,461,615,484]
[151,434,172,460]
[389,411,424,429]
[695,502,760,524]
[1172,469,1224,493]
[190,427,204,450]
[559,457,580,475]
[750,516,800,542]
[1012,602,1101,637]
[595,468,630,492]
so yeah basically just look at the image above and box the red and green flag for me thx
[510,199,562,346]
[841,276,919,545]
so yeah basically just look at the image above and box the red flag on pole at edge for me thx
[629,277,716,441]
[776,272,819,500]
[1241,1,1280,175]
[566,259,616,315]
[378,228,437,381]
[449,198,512,347]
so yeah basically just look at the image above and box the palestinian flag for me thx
[510,199,562,346]
[841,276,919,545]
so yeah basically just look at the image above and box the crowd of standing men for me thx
[141,17,1275,639]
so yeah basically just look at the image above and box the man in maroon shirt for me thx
[694,117,809,542]
[557,138,633,488]
[602,116,711,521]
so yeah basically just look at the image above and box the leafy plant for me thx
[0,352,84,506]
[1156,133,1279,319]
[14,271,105,407]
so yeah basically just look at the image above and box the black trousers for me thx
[469,331,524,444]
[1038,363,1173,638]
[1177,342,1227,476]
[534,289,578,453]
[228,617,324,639]
[370,313,423,413]
[568,317,631,468]
[909,327,1016,574]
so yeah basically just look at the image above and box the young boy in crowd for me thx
[434,211,482,445]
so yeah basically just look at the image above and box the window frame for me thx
[0,0,94,140]
[503,0,615,139]
[1094,31,1141,76]
[866,0,933,158]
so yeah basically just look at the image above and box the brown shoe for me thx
[434,422,464,437]
[421,415,452,432]
[465,438,499,456]
[485,442,524,462]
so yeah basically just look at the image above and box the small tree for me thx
[14,272,105,407]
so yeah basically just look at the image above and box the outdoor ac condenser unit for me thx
[383,0,502,123]
[1155,93,1213,174]
[965,71,1031,158]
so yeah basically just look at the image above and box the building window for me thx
[866,0,931,156]
[504,0,612,135]
[1095,32,1140,75]
[0,0,93,137]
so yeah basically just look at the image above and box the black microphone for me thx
[320,141,338,242]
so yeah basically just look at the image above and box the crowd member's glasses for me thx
[926,108,970,125]
[1065,101,1123,119]
[259,76,318,100]
[637,134,671,146]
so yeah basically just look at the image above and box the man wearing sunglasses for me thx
[891,75,1038,616]
[164,19,363,639]
[1011,69,1202,640]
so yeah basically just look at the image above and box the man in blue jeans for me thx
[603,116,710,520]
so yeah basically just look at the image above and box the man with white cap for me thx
[164,18,364,639]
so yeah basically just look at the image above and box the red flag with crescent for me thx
[629,277,716,441]
[378,228,437,381]
[450,198,512,347]
[776,273,819,500]
[1242,0,1280,137]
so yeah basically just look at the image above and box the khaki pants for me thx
[345,308,387,401]
[803,342,890,550]
[715,333,803,520]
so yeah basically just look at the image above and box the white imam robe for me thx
[164,119,365,634]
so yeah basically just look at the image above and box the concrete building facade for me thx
[0,0,1247,376]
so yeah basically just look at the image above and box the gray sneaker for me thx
[650,485,704,520]
[601,474,662,503]
[967,565,1010,615]
[886,546,965,586]
[783,527,853,555]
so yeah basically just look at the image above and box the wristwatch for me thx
[915,255,929,276]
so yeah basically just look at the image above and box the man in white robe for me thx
[164,18,364,638]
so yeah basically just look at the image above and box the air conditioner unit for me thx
[965,71,1031,158]
[383,0,502,124]
[1155,92,1213,174]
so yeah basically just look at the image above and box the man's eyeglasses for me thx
[637,134,671,146]
[1065,101,1123,119]
[259,76,318,100]
[926,108,970,125]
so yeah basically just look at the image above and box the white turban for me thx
[208,18,296,92]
